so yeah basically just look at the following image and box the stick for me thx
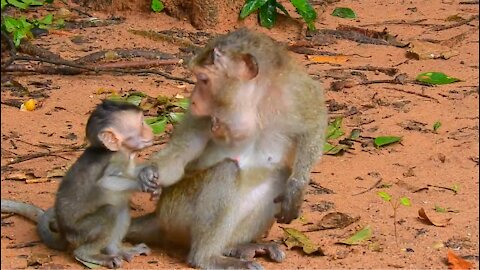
[431,15,479,31]
[383,87,440,103]
[352,179,383,196]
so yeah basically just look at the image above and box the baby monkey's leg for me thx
[225,242,286,263]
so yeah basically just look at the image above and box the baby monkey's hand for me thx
[138,165,160,193]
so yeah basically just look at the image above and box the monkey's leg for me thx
[126,213,162,245]
[188,160,264,270]
[72,206,123,268]
[225,242,285,263]
[104,208,151,263]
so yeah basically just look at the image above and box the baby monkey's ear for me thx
[98,128,121,151]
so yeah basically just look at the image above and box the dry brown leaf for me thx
[307,55,349,64]
[418,207,452,227]
[27,253,52,267]
[447,250,473,269]
[25,178,51,184]
[407,40,459,60]
[317,212,360,230]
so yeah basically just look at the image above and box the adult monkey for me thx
[129,28,327,269]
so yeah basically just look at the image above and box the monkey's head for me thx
[188,29,287,144]
[86,100,154,153]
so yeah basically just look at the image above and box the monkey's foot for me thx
[201,256,264,270]
[118,243,151,262]
[226,242,286,263]
[74,252,122,269]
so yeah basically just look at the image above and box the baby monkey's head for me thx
[86,100,154,152]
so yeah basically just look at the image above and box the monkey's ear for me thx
[98,129,121,151]
[212,48,258,80]
[239,53,259,80]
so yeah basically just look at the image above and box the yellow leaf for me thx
[307,55,349,64]
[95,88,117,95]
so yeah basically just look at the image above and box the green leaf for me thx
[75,257,101,269]
[13,28,28,46]
[145,116,168,135]
[290,0,317,30]
[339,225,372,245]
[323,143,350,155]
[259,0,276,28]
[282,227,324,255]
[1,0,8,9]
[399,197,411,207]
[348,128,361,140]
[275,2,289,16]
[377,191,392,202]
[125,94,144,106]
[6,0,28,9]
[38,13,53,25]
[172,98,190,110]
[3,17,20,32]
[151,0,164,12]
[452,184,459,194]
[373,136,401,148]
[434,204,447,213]
[433,121,442,132]
[416,72,461,85]
[168,112,185,123]
[27,0,45,6]
[45,0,54,3]
[331,7,357,19]
[326,117,344,139]
[240,0,268,19]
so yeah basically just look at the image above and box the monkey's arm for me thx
[276,123,326,224]
[98,175,146,192]
[142,114,211,186]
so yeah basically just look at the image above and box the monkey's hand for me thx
[274,178,305,224]
[138,165,160,193]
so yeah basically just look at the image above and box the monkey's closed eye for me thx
[196,73,209,84]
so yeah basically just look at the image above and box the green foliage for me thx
[331,7,357,19]
[377,191,412,246]
[2,16,33,46]
[240,0,317,30]
[433,121,442,132]
[151,0,164,12]
[326,117,344,139]
[339,225,372,245]
[2,0,59,47]
[377,191,392,202]
[373,136,401,148]
[399,197,411,207]
[416,72,461,85]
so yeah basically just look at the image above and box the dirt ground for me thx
[1,0,479,269]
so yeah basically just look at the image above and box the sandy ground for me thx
[1,0,479,269]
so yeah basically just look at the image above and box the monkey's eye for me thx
[196,73,209,84]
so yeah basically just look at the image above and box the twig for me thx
[327,65,399,76]
[92,59,181,69]
[352,179,382,196]
[460,0,479,4]
[5,145,86,166]
[7,240,42,249]
[431,15,479,31]
[359,19,434,27]
[383,87,440,103]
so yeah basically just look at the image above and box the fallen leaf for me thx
[447,250,473,269]
[418,207,452,227]
[331,7,357,19]
[282,227,325,255]
[46,168,66,178]
[407,40,459,60]
[75,257,101,269]
[338,225,372,245]
[307,55,349,64]
[27,253,52,267]
[416,72,461,85]
[317,212,360,230]
[374,136,402,148]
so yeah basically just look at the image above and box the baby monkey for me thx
[2,100,159,268]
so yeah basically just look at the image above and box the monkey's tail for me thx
[37,208,68,251]
[1,199,44,222]
[1,199,68,251]
[127,213,162,245]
